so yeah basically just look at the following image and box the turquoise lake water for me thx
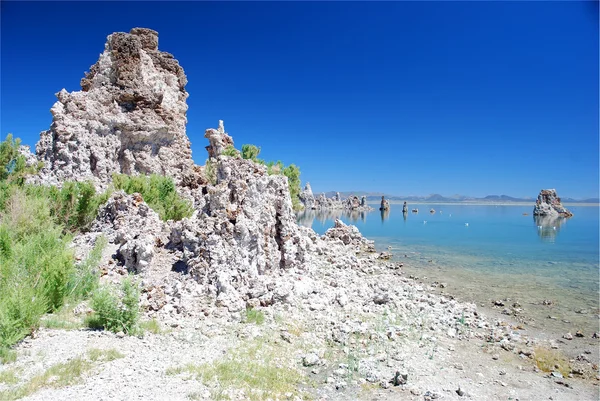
[297,204,599,335]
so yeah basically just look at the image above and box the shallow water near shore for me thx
[298,204,600,340]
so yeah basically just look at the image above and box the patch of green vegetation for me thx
[0,134,42,188]
[244,308,265,325]
[0,368,20,385]
[0,357,92,400]
[166,338,305,401]
[0,189,75,348]
[68,236,107,301]
[0,348,17,365]
[139,318,162,334]
[85,277,140,335]
[40,307,84,330]
[87,348,125,362]
[204,159,217,185]
[221,145,240,157]
[112,173,193,221]
[22,181,111,233]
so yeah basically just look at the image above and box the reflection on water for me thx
[296,208,366,227]
[534,215,567,242]
[380,208,390,222]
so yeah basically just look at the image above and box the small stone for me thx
[379,380,390,389]
[575,330,584,338]
[390,371,408,386]
[551,371,563,378]
[335,381,347,390]
[280,331,292,343]
[116,331,125,338]
[563,333,573,340]
[499,370,506,375]
[456,386,465,396]
[303,353,320,367]
[492,354,499,360]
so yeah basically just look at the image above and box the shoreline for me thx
[366,201,599,207]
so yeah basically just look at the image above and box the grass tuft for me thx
[87,348,125,362]
[0,348,17,365]
[0,368,20,385]
[139,318,162,334]
[534,346,571,377]
[244,308,265,325]
[0,357,92,400]
[166,338,304,401]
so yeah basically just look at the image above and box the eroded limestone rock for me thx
[92,190,164,273]
[34,28,195,189]
[533,189,572,217]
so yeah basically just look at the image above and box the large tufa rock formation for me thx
[533,189,573,217]
[166,122,309,312]
[35,28,195,188]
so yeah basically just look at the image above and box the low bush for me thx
[112,173,193,221]
[244,308,265,325]
[221,145,240,157]
[86,277,140,335]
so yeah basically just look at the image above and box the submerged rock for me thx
[33,28,195,189]
[533,189,572,217]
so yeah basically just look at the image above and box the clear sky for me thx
[1,1,598,199]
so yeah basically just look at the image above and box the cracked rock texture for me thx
[34,28,195,189]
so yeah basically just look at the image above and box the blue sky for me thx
[1,1,598,199]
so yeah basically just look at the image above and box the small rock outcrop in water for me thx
[34,28,195,189]
[299,185,373,212]
[299,183,316,209]
[379,195,390,211]
[533,189,573,217]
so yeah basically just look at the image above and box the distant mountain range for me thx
[322,191,599,204]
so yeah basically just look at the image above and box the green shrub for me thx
[0,189,79,349]
[282,164,302,210]
[0,347,17,364]
[20,181,109,233]
[244,308,265,325]
[241,144,262,163]
[112,174,193,221]
[221,145,240,157]
[0,136,108,350]
[67,236,107,300]
[0,134,40,186]
[86,277,140,335]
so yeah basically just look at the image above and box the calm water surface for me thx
[298,203,599,336]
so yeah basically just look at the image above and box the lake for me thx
[297,203,599,339]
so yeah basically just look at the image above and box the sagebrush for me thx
[112,173,193,221]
